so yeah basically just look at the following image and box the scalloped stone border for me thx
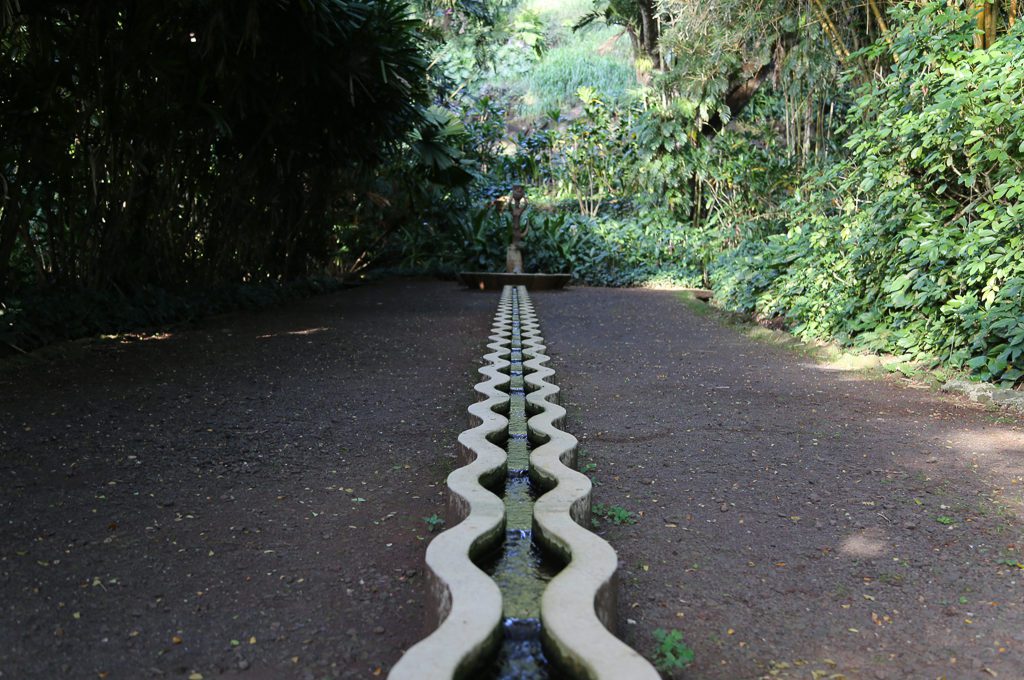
[519,288,661,680]
[389,288,515,679]
[391,286,658,679]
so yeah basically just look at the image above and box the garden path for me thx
[0,279,493,679]
[538,286,1024,679]
[2,280,1022,679]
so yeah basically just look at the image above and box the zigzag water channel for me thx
[390,286,658,680]
[481,287,560,677]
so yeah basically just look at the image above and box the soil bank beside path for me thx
[535,286,1024,680]
[1,279,494,679]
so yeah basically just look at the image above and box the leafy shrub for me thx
[0,0,429,296]
[713,4,1024,387]
[386,201,706,288]
[556,88,630,216]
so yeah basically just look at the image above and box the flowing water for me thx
[479,289,565,679]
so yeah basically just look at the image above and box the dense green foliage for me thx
[389,204,706,286]
[0,0,458,350]
[520,43,636,115]
[391,0,1023,387]
[0,1,428,296]
[3,0,1022,388]
[717,4,1024,385]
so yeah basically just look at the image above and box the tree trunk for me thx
[636,0,662,71]
[985,0,998,46]
[625,26,640,58]
[699,59,778,141]
[19,223,48,285]
[0,209,18,297]
[623,26,651,84]
[974,0,989,49]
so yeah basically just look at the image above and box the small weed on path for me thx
[592,502,636,526]
[423,514,445,533]
[651,628,694,672]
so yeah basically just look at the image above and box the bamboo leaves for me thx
[0,0,429,295]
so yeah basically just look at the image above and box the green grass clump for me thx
[519,42,636,116]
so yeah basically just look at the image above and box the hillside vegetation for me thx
[394,0,1024,388]
[2,0,1022,387]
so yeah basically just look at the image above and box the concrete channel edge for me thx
[391,286,659,679]
[389,288,515,679]
[519,290,661,680]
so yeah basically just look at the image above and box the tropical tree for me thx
[0,0,428,296]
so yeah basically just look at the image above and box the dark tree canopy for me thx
[0,0,427,295]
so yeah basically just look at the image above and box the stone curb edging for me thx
[518,288,661,680]
[388,288,515,679]
[942,378,1024,413]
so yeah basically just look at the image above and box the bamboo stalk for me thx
[985,0,998,45]
[974,0,987,49]
[810,0,850,60]
[867,0,893,45]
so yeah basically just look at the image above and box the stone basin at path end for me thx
[458,272,571,291]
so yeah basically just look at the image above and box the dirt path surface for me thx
[1,279,494,679]
[4,281,1023,680]
[535,287,1024,680]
